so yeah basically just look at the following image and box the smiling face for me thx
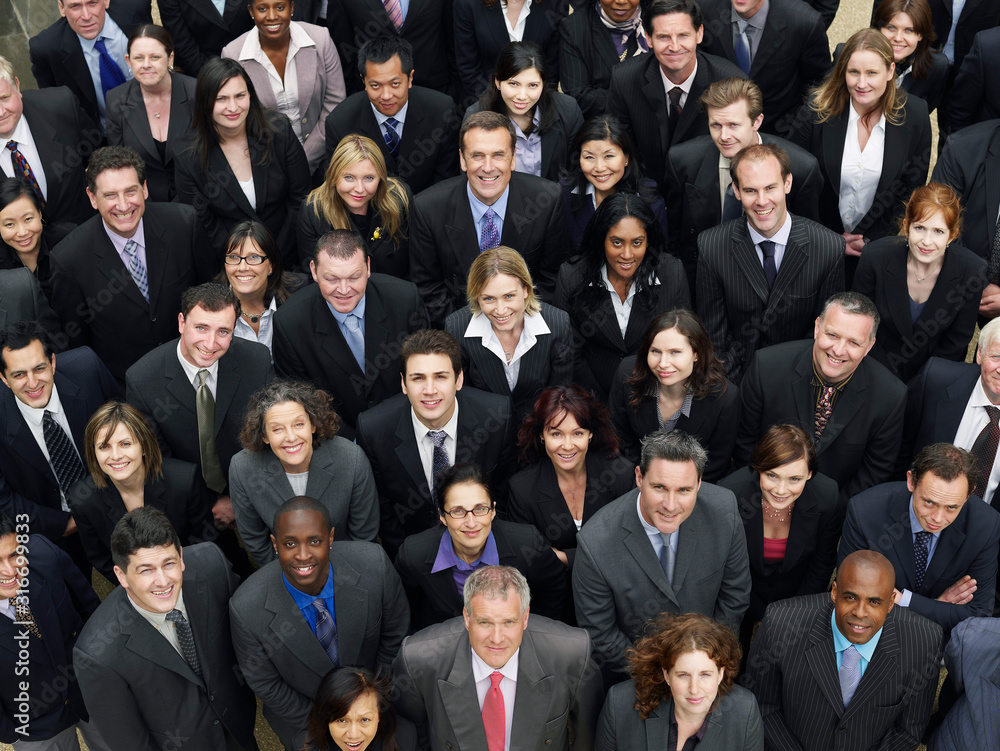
[604,215,648,285]
[212,75,251,136]
[249,0,293,41]
[845,49,894,114]
[881,12,921,62]
[0,534,24,601]
[0,340,55,409]
[363,55,413,117]
[271,507,333,596]
[977,339,1000,404]
[0,195,43,257]
[637,458,701,534]
[177,303,236,369]
[906,209,951,267]
[707,101,763,159]
[759,457,812,512]
[440,481,495,563]
[87,167,147,239]
[460,127,515,206]
[335,159,380,216]
[496,67,543,119]
[329,691,380,751]
[402,352,463,430]
[831,561,894,645]
[126,37,173,90]
[464,591,529,670]
[664,649,723,722]
[649,12,703,84]
[907,469,969,534]
[647,327,696,390]
[226,237,272,300]
[543,411,592,475]
[734,155,792,238]
[59,0,109,40]
[477,272,528,335]
[812,304,876,383]
[310,249,370,314]
[95,422,144,486]
[114,543,185,614]
[0,76,24,139]
[262,400,315,474]
[599,0,640,22]
[579,138,627,195]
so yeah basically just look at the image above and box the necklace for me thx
[241,309,263,324]
[761,499,794,523]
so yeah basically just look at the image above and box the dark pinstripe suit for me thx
[696,215,845,381]
[558,2,629,119]
[742,593,942,751]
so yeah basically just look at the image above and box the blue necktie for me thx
[94,37,126,100]
[480,208,500,251]
[383,117,400,158]
[735,19,752,75]
[313,599,339,665]
[839,644,862,707]
[658,533,675,586]
[428,429,449,498]
[342,314,365,372]
[913,530,931,592]
[759,240,777,289]
[123,239,149,302]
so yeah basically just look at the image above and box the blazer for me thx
[48,202,213,382]
[125,337,275,492]
[0,267,61,348]
[223,22,346,174]
[805,0,838,27]
[735,340,907,502]
[552,254,691,401]
[833,42,950,115]
[174,114,312,267]
[0,347,120,540]
[444,302,574,423]
[596,681,764,751]
[158,0,254,75]
[852,235,986,382]
[696,215,846,381]
[229,436,380,566]
[323,87,460,195]
[562,181,670,254]
[948,27,1000,132]
[106,73,199,202]
[394,518,568,629]
[839,481,1000,630]
[572,486,751,677]
[355,388,514,557]
[73,543,259,751]
[393,614,604,751]
[607,51,745,194]
[922,0,1000,70]
[608,358,741,482]
[272,275,429,440]
[742,593,942,751]
[718,466,841,624]
[0,536,99,743]
[411,172,568,325]
[68,457,214,582]
[700,0,831,136]
[230,542,410,746]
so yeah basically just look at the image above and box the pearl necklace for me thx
[761,499,794,523]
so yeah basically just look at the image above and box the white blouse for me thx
[838,101,886,233]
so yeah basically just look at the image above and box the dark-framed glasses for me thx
[442,505,493,519]
[224,253,268,265]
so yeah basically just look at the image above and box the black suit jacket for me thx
[411,172,568,325]
[607,51,745,194]
[48,203,212,382]
[158,0,255,75]
[394,519,567,629]
[0,536,98,743]
[0,267,61,347]
[323,87,460,195]
[562,180,670,254]
[355,388,514,557]
[696,215,846,381]
[736,340,907,501]
[0,347,120,540]
[700,0,831,136]
[948,28,1000,132]
[559,2,634,119]
[106,73,198,202]
[272,276,429,440]
[889,0,1000,70]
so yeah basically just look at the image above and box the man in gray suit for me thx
[572,430,751,679]
[394,565,603,751]
[230,497,409,750]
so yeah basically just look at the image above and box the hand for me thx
[63,516,77,536]
[842,233,866,258]
[892,588,902,605]
[937,575,977,605]
[213,495,235,529]
[980,283,1000,317]
[552,547,568,567]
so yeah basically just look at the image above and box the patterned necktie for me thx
[313,599,340,665]
[342,314,365,372]
[42,410,86,494]
[382,0,403,29]
[5,142,45,207]
[658,533,676,586]
[839,644,862,708]
[667,87,683,135]
[94,37,127,100]
[482,671,505,751]
[759,240,777,289]
[195,370,226,494]
[123,239,149,302]
[989,203,1000,284]
[735,19,752,75]
[166,609,202,678]
[722,182,742,221]
[14,596,42,639]
[913,530,931,592]
[428,429,450,498]
[970,406,1000,499]
[480,208,500,252]
[383,117,400,158]
[814,385,836,441]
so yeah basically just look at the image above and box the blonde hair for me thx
[465,246,540,315]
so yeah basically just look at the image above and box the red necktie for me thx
[6,141,45,208]
[482,671,505,751]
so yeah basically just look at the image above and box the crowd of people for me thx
[2,0,1000,749]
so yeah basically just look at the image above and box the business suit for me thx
[106,73,198,202]
[948,28,1000,132]
[884,0,1000,71]
[230,542,409,747]
[223,22,346,175]
[572,486,751,677]
[742,593,942,751]
[158,0,255,75]
[393,614,604,751]
[48,202,212,382]
[229,437,379,566]
[736,340,907,502]
[608,359,741,482]
[272,276,429,440]
[700,0,831,136]
[696,215,846,381]
[0,535,99,744]
[606,51,745,194]
[68,457,214,582]
[852,236,986,383]
[324,87,460,195]
[0,267,62,348]
[74,542,258,751]
[395,519,568,629]
[411,172,568,325]
[596,681,764,751]
[833,42,951,115]
[355,388,514,557]
[563,181,670,254]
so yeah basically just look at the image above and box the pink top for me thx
[762,536,788,563]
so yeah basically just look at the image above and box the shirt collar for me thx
[464,310,551,340]
[467,182,510,226]
[970,377,997,409]
[471,641,520,682]
[76,18,117,51]
[371,100,410,127]
[328,293,366,324]
[908,498,940,540]
[282,562,335,607]
[431,529,499,573]
[125,585,188,624]
[102,217,146,254]
[847,100,887,133]
[0,111,32,150]
[239,20,315,61]
[731,0,769,30]
[747,212,791,247]
[13,382,63,428]
[511,107,541,139]
[175,340,220,385]
[410,398,460,440]
[659,59,698,97]
[597,263,659,298]
[831,608,883,663]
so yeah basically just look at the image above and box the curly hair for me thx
[239,380,341,451]
[304,667,401,751]
[517,384,620,464]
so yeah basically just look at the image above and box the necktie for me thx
[759,240,777,289]
[123,239,149,302]
[839,644,862,708]
[5,142,45,207]
[482,671,505,751]
[658,533,675,586]
[383,117,400,158]
[14,596,42,639]
[722,182,742,221]
[166,609,202,678]
[195,370,226,494]
[735,19,752,75]
[480,208,500,252]
[42,410,86,495]
[94,37,127,100]
[313,599,340,665]
[667,87,683,136]
[428,429,450,497]
[342,314,365,372]
[814,385,836,441]
[970,406,1000,499]
[382,0,403,29]
[990,210,1000,285]
[913,530,931,592]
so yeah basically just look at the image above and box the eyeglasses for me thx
[224,253,268,266]
[442,505,493,520]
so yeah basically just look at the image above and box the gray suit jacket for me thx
[229,542,409,748]
[393,615,604,751]
[229,436,379,566]
[572,487,751,677]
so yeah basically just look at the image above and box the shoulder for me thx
[493,518,547,549]
[227,337,273,369]
[29,17,73,53]
[232,561,281,606]
[698,51,746,79]
[788,215,847,249]
[357,393,410,433]
[538,301,570,329]
[415,176,467,207]
[457,385,511,415]
[22,85,82,115]
[409,85,456,112]
[330,539,391,569]
[446,306,474,335]
[401,617,466,655]
[761,592,830,630]
[694,483,740,518]
[523,614,592,659]
[328,91,369,119]
[752,339,812,367]
[51,216,105,259]
[856,355,906,397]
[368,272,420,302]
[221,31,251,58]
[720,685,760,719]
[550,91,583,120]
[668,135,715,168]
[610,53,653,85]
[698,219,742,249]
[276,284,324,318]
[509,171,562,200]
[847,481,907,515]
[889,605,943,649]
[127,339,178,380]
[144,201,198,227]
[182,541,231,576]
[901,92,930,122]
[57,346,109,377]
[578,493,635,542]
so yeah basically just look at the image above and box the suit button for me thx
[214,720,220,725]
[209,695,215,701]
[545,741,552,746]
[151,316,157,322]
[302,117,307,123]
[446,745,453,749]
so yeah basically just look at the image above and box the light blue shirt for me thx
[943,0,967,63]
[103,218,148,275]
[467,183,510,242]
[282,563,336,634]
[372,100,409,143]
[636,493,678,563]
[511,108,542,177]
[76,17,131,125]
[327,293,367,337]
[831,609,884,676]
[898,499,942,606]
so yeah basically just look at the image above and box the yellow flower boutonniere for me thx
[371,227,382,241]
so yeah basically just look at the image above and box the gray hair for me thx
[0,57,15,86]
[639,430,708,478]
[463,565,531,616]
[818,291,880,340]
[978,317,1000,356]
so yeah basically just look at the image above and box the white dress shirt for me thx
[596,264,659,338]
[411,403,460,491]
[659,60,698,112]
[472,646,518,751]
[953,377,1000,504]
[234,297,277,356]
[176,342,220,400]
[1,114,48,200]
[14,384,78,511]
[464,310,550,391]
[839,102,886,233]
[501,0,532,42]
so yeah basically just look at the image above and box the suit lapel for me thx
[59,31,99,115]
[985,136,1000,252]
[1,395,54,479]
[120,593,203,685]
[263,569,332,676]
[142,209,169,309]
[644,704,670,751]
[640,60,670,159]
[674,55,708,145]
[214,353,240,437]
[731,222,770,302]
[845,612,900,717]
[187,0,228,27]
[781,489,820,573]
[822,111,849,221]
[501,185,533,250]
[444,195,479,282]
[164,356,198,425]
[922,513,965,594]
[361,284,392,392]
[769,218,809,308]
[466,330,512,398]
[883,246,913,337]
[56,371,91,449]
[303,445,335,501]
[621,493,676,604]
[331,553,368,664]
[313,296,363,378]
[420,534,464,611]
[93,226,148,310]
[439,634,489,747]
[805,606,845,716]
[590,10,623,69]
[863,120,908,231]
[209,146,255,216]
[122,82,159,164]
[394,407,429,497]
[790,347,817,439]
[750,9,786,74]
[296,46,319,124]
[510,636,554,750]
[264,453,295,500]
